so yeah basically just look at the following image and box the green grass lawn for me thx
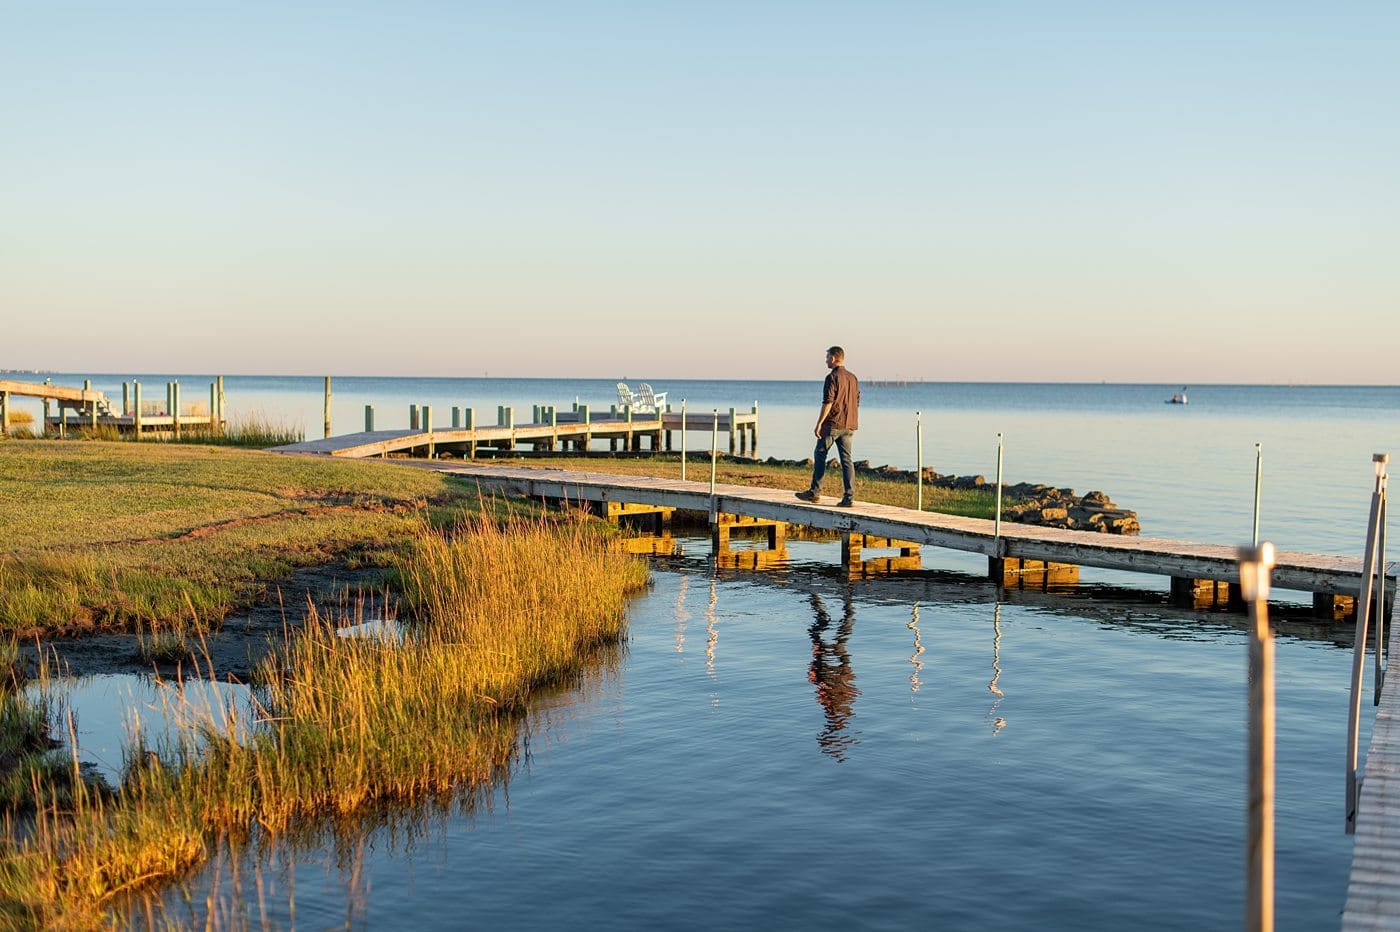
[0,441,482,633]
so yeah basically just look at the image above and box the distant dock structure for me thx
[273,401,760,459]
[0,377,226,439]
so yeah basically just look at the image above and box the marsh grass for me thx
[173,411,305,448]
[0,511,646,926]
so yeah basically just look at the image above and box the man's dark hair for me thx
[827,346,845,363]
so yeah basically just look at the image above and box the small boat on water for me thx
[1165,387,1189,405]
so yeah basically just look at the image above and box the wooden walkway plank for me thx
[1345,668,1400,929]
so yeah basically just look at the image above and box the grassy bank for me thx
[0,443,994,635]
[0,442,485,634]
[0,513,647,926]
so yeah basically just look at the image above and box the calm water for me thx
[28,375,1399,927]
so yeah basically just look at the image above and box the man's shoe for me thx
[795,490,821,503]
[836,497,854,508]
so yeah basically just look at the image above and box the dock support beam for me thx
[991,557,1080,589]
[1170,576,1242,611]
[712,513,788,568]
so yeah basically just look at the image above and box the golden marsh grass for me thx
[0,511,646,926]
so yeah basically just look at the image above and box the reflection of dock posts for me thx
[991,556,1081,589]
[1313,591,1360,620]
[464,407,476,458]
[711,513,788,568]
[843,534,922,574]
[1171,576,1242,610]
[591,500,677,554]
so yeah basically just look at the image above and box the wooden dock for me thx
[1345,666,1400,928]
[0,378,111,436]
[385,462,1394,610]
[1,377,225,439]
[273,406,760,458]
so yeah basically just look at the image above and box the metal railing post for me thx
[916,411,923,512]
[709,409,718,496]
[1347,453,1389,834]
[1240,542,1276,932]
[993,433,1004,556]
[1253,443,1263,546]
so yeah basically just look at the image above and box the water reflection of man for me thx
[808,591,859,760]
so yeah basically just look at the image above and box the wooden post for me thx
[729,407,737,455]
[452,406,461,429]
[0,391,8,437]
[410,405,419,430]
[84,380,96,429]
[122,382,130,418]
[579,404,590,453]
[1240,543,1275,932]
[133,382,142,441]
[216,376,225,433]
[464,406,475,458]
[174,381,182,439]
[323,376,332,439]
[365,405,375,432]
[423,405,433,458]
[751,401,759,456]
[210,383,217,435]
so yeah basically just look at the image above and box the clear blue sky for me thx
[2,2,1395,382]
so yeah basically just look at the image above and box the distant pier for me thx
[272,402,760,459]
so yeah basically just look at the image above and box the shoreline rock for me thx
[767,456,1141,536]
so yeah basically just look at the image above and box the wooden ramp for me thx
[399,463,1394,603]
[271,408,760,458]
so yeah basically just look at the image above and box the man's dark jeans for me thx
[809,429,855,499]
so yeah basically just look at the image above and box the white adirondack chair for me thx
[617,382,637,409]
[636,383,668,412]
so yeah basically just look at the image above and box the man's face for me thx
[825,352,837,369]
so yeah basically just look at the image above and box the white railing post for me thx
[993,433,1004,556]
[916,411,923,512]
[1253,443,1263,546]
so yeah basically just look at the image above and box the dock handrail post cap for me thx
[1237,542,1276,601]
[1374,452,1390,464]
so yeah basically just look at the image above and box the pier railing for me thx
[1347,453,1390,834]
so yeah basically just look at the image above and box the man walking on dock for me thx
[796,346,860,507]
